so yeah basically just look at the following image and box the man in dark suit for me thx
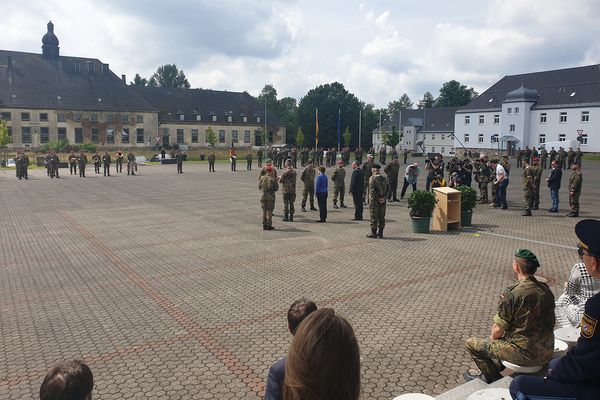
[264,298,317,400]
[349,161,365,220]
[546,159,562,213]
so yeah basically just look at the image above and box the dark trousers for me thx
[70,163,77,175]
[425,176,433,191]
[209,161,215,172]
[103,164,110,176]
[401,178,417,198]
[509,358,578,400]
[316,192,327,221]
[247,161,252,170]
[498,179,509,208]
[231,158,237,171]
[352,193,363,220]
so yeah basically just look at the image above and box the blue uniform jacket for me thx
[315,174,328,194]
[264,357,286,400]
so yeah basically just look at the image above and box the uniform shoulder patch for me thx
[581,313,597,339]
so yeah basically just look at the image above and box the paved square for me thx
[1,158,598,399]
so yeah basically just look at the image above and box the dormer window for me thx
[196,114,202,121]
[243,116,248,123]
[179,114,185,121]
[227,115,232,123]
[257,116,261,123]
[212,115,217,122]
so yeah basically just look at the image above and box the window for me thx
[57,113,65,122]
[268,131,273,143]
[218,130,226,143]
[494,115,500,124]
[106,128,115,143]
[464,134,470,142]
[515,107,520,115]
[106,114,114,123]
[40,113,48,122]
[478,134,484,143]
[1,111,11,121]
[479,115,484,124]
[431,134,435,140]
[75,128,83,143]
[136,128,144,143]
[121,128,130,143]
[244,130,251,143]
[212,115,217,122]
[7,127,12,139]
[560,112,567,123]
[441,147,445,154]
[507,107,512,114]
[58,127,67,141]
[195,114,201,121]
[491,134,499,143]
[191,129,198,143]
[90,114,98,122]
[21,112,30,121]
[179,114,185,121]
[227,115,232,123]
[136,115,144,124]
[121,114,128,123]
[74,113,82,122]
[91,128,99,143]
[540,113,547,123]
[559,134,566,142]
[538,134,546,144]
[581,111,590,123]
[441,134,445,141]
[177,129,184,144]
[40,127,49,143]
[243,116,248,123]
[510,124,515,132]
[580,134,588,145]
[464,115,470,125]
[431,147,436,153]
[21,127,31,143]
[257,116,261,123]
[232,130,238,142]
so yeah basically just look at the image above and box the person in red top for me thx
[229,147,237,171]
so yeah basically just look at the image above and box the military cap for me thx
[576,219,600,257]
[372,163,381,169]
[265,158,272,163]
[572,160,581,166]
[502,155,509,159]
[490,159,500,164]
[523,157,530,163]
[307,160,313,164]
[515,249,540,267]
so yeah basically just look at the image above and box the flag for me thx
[315,108,319,147]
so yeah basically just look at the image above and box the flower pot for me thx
[411,216,431,233]
[461,210,473,226]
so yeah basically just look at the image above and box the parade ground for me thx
[1,158,599,400]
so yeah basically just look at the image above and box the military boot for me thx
[282,213,289,222]
[532,203,539,210]
[377,228,384,238]
[263,224,267,230]
[302,205,307,212]
[266,224,275,230]
[366,228,378,238]
[333,202,339,209]
[522,209,532,216]
[289,214,293,222]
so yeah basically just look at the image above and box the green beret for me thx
[515,249,539,266]
[265,158,272,163]
[372,163,381,169]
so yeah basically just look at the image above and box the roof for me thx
[458,64,600,112]
[379,107,457,132]
[0,50,156,112]
[133,86,281,124]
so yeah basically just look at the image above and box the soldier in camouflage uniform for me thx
[540,147,548,169]
[567,161,583,217]
[521,158,535,216]
[49,150,60,178]
[464,249,555,383]
[259,158,278,179]
[300,160,317,212]
[384,156,400,201]
[367,164,388,239]
[257,148,263,168]
[331,159,347,209]
[208,151,216,172]
[259,164,279,230]
[15,150,29,180]
[68,151,78,175]
[475,156,491,204]
[531,157,543,210]
[279,159,297,222]
[77,150,87,177]
[362,154,374,205]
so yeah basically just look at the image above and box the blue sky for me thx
[2,0,599,108]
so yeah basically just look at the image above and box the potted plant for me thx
[407,190,437,233]
[456,185,477,226]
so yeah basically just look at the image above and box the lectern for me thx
[432,187,461,231]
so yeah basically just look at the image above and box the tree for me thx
[386,126,400,148]
[257,84,278,113]
[130,73,149,86]
[417,91,436,109]
[0,119,12,165]
[435,80,478,107]
[295,127,305,147]
[343,127,352,147]
[206,126,216,148]
[257,85,298,144]
[150,64,191,89]
[388,93,413,116]
[380,128,388,150]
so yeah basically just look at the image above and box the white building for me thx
[455,64,600,154]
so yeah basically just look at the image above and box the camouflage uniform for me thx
[531,163,543,209]
[384,160,400,201]
[259,174,279,229]
[300,165,316,211]
[465,277,555,382]
[15,152,29,180]
[68,152,78,175]
[49,153,60,178]
[568,169,583,216]
[279,167,297,221]
[477,162,491,204]
[368,171,388,238]
[256,149,263,168]
[127,152,136,175]
[77,152,87,177]
[362,158,374,204]
[259,166,278,179]
[331,164,346,208]
[522,163,535,215]
[208,152,216,172]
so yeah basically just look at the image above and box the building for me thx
[0,22,284,149]
[454,64,600,154]
[372,107,458,157]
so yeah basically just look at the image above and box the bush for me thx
[40,139,70,153]
[456,185,477,212]
[407,190,437,217]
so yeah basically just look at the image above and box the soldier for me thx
[558,146,566,170]
[257,148,263,168]
[476,156,491,204]
[384,156,400,202]
[300,160,316,212]
[279,159,297,222]
[246,151,253,171]
[531,157,543,210]
[92,152,101,174]
[208,150,216,172]
[575,147,583,164]
[114,150,124,173]
[379,146,386,165]
[49,150,60,178]
[540,147,548,169]
[567,147,575,169]
[77,150,87,177]
[102,151,112,176]
[549,146,557,165]
[127,150,136,176]
[44,151,51,176]
[355,147,363,164]
[175,150,184,174]
[464,249,555,383]
[489,162,498,207]
[362,154,374,205]
[68,151,78,175]
[516,149,523,167]
[259,164,279,230]
[567,161,583,217]
[15,150,29,180]
[367,164,388,238]
[229,146,237,171]
[260,158,278,179]
[402,147,410,164]
[521,158,535,216]
[331,159,347,209]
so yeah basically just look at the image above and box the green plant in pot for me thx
[456,185,477,226]
[407,190,437,233]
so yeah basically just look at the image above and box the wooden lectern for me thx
[432,187,461,232]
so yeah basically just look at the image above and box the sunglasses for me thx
[578,247,596,258]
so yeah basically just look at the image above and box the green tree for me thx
[150,64,191,89]
[0,119,12,165]
[295,127,305,147]
[257,85,298,144]
[206,126,216,148]
[380,128,388,150]
[360,103,379,149]
[388,93,413,116]
[130,73,149,86]
[435,80,478,107]
[386,126,400,148]
[257,84,278,114]
[343,127,352,147]
[417,91,436,109]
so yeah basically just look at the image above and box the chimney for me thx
[7,55,12,69]
[121,74,126,83]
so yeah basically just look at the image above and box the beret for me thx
[490,159,500,164]
[572,160,581,165]
[515,249,540,267]
[372,163,381,169]
[576,219,600,257]
[265,158,272,163]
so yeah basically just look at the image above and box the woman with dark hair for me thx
[283,308,361,400]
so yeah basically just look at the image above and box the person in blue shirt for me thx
[315,166,328,222]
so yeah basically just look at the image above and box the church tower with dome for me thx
[41,21,60,59]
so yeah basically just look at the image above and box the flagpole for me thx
[358,109,362,150]
[337,108,341,153]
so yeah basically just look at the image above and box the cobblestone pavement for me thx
[1,158,598,399]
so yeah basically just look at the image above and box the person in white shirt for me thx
[490,159,508,209]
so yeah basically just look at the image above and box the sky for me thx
[2,0,600,108]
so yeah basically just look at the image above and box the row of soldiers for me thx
[516,146,583,170]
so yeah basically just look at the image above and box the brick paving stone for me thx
[0,158,598,399]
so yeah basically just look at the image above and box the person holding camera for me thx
[400,162,420,200]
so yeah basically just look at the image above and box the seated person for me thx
[40,360,93,400]
[510,219,600,400]
[464,249,555,383]
[264,298,317,400]
[556,261,600,328]
[282,308,361,400]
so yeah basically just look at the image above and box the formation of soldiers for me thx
[517,145,583,170]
